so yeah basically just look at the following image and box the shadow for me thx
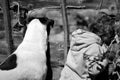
[45,20,54,80]
[45,42,53,80]
[90,64,109,80]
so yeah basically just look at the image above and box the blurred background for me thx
[0,0,120,80]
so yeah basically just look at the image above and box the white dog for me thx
[0,17,54,80]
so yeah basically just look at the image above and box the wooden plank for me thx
[46,5,86,9]
[61,0,69,63]
[2,0,14,54]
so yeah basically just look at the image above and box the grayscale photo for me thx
[0,0,120,80]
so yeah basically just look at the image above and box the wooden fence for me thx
[1,0,69,62]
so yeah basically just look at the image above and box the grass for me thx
[0,31,5,39]
[0,21,4,31]
[0,47,8,55]
[0,40,8,55]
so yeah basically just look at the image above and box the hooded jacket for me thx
[59,29,108,80]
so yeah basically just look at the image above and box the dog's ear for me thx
[38,17,54,35]
[38,17,48,25]
[38,17,54,27]
[47,19,54,35]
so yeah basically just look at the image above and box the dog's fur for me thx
[0,17,54,80]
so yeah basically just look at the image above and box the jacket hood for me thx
[71,29,102,51]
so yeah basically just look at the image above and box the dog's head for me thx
[13,16,54,36]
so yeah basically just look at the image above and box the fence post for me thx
[96,0,103,10]
[61,0,69,63]
[115,0,119,13]
[2,0,14,54]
